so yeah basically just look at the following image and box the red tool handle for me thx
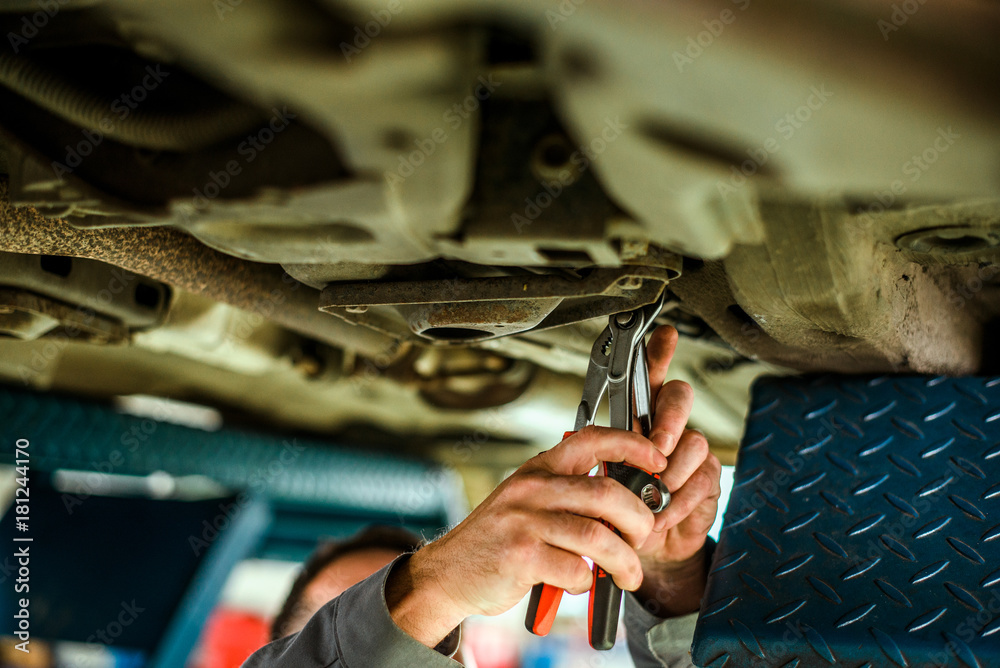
[525,583,564,636]
[525,431,578,636]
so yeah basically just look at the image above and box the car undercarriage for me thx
[0,0,998,488]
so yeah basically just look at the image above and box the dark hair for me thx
[270,525,424,640]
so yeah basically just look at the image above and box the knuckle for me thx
[688,431,710,457]
[596,476,620,504]
[527,450,551,471]
[691,467,714,492]
[590,476,610,503]
[508,471,545,499]
[582,518,606,546]
[661,404,688,425]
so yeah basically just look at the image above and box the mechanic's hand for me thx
[633,326,723,618]
[384,427,665,648]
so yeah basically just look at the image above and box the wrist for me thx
[634,546,709,619]
[385,550,470,648]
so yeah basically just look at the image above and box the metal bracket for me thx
[319,265,678,309]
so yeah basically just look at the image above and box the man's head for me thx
[271,525,423,639]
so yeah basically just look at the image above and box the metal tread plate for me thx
[692,375,1000,668]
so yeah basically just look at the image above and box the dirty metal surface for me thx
[0,186,397,358]
[693,375,1000,668]
[319,265,677,307]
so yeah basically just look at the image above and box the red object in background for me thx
[465,624,519,668]
[194,608,271,668]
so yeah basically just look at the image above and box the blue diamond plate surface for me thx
[692,376,1000,668]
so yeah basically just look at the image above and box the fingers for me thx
[532,426,667,477]
[534,474,655,548]
[653,453,722,533]
[659,429,710,493]
[649,380,694,456]
[537,512,644,591]
[530,546,594,595]
[645,326,679,410]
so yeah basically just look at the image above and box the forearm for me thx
[635,553,708,619]
[633,545,709,619]
[384,549,469,649]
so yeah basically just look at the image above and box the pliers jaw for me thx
[573,325,612,431]
[574,292,667,432]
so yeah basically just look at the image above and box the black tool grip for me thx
[606,461,661,499]
[589,462,666,650]
[588,538,623,650]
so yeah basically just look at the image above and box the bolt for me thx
[615,311,636,328]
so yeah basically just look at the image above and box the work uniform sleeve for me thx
[241,554,460,668]
[622,539,714,668]
[623,595,698,668]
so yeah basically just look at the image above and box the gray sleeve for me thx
[623,594,699,668]
[241,555,460,668]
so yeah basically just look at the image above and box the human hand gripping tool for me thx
[524,293,671,650]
